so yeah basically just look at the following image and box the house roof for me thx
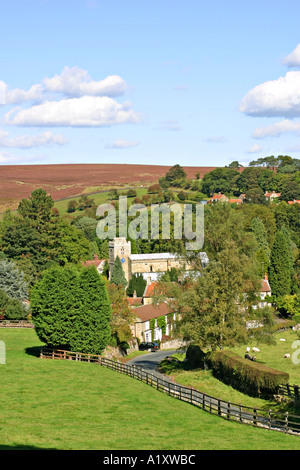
[265,191,281,198]
[81,256,106,270]
[127,297,143,306]
[229,198,242,204]
[288,200,300,205]
[210,193,227,201]
[143,281,159,298]
[133,302,172,322]
[261,274,271,293]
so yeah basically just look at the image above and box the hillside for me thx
[0,163,217,212]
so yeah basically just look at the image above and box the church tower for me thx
[109,237,131,282]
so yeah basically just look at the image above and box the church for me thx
[108,237,208,284]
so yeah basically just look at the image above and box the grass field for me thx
[0,329,300,450]
[163,329,300,414]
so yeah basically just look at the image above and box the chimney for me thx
[264,272,268,280]
[133,290,137,299]
[93,254,98,260]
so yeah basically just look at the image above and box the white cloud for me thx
[0,150,46,164]
[252,119,300,139]
[247,144,263,154]
[6,84,44,104]
[240,71,300,118]
[43,66,127,98]
[0,129,67,148]
[1,67,128,106]
[4,96,142,127]
[283,44,300,67]
[106,139,140,149]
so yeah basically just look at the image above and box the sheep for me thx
[246,347,250,352]
[245,354,256,361]
[284,353,290,359]
[252,347,260,353]
[280,338,286,342]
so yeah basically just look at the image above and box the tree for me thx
[280,181,300,202]
[201,168,239,196]
[31,265,111,354]
[269,228,293,298]
[178,241,262,351]
[17,188,54,227]
[67,200,78,213]
[126,273,147,297]
[70,267,111,354]
[110,256,127,288]
[31,265,80,349]
[107,283,135,344]
[0,259,28,301]
[250,217,271,275]
[174,204,272,351]
[0,288,28,320]
[165,164,187,183]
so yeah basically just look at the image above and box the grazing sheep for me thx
[245,354,256,361]
[252,347,260,353]
[280,338,286,342]
[246,347,250,352]
[284,354,290,359]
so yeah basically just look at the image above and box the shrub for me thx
[185,345,206,369]
[208,350,289,398]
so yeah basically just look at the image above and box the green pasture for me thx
[161,329,300,414]
[0,328,299,450]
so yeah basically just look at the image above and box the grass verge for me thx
[0,328,299,450]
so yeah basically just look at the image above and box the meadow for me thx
[0,328,300,450]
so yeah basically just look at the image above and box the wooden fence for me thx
[278,383,300,400]
[40,347,300,435]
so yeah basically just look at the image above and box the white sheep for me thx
[280,338,286,342]
[246,347,250,352]
[284,353,290,359]
[252,347,260,353]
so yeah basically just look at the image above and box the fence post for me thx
[294,385,299,400]
[285,412,289,434]
[268,409,272,429]
[253,408,257,426]
[217,399,221,416]
[227,401,231,420]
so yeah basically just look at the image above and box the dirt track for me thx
[0,163,217,211]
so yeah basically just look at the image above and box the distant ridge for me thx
[0,163,218,212]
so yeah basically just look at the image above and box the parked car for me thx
[139,342,160,352]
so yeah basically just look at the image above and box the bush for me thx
[208,350,289,398]
[185,345,206,369]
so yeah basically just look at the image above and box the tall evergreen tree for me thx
[110,256,127,288]
[31,265,80,349]
[269,228,292,298]
[250,217,271,276]
[126,273,146,297]
[70,267,111,354]
[31,265,111,354]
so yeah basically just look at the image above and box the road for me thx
[127,349,178,382]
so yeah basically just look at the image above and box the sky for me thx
[1,0,300,167]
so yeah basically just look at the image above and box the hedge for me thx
[208,350,289,398]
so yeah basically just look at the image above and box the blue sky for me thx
[1,0,300,167]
